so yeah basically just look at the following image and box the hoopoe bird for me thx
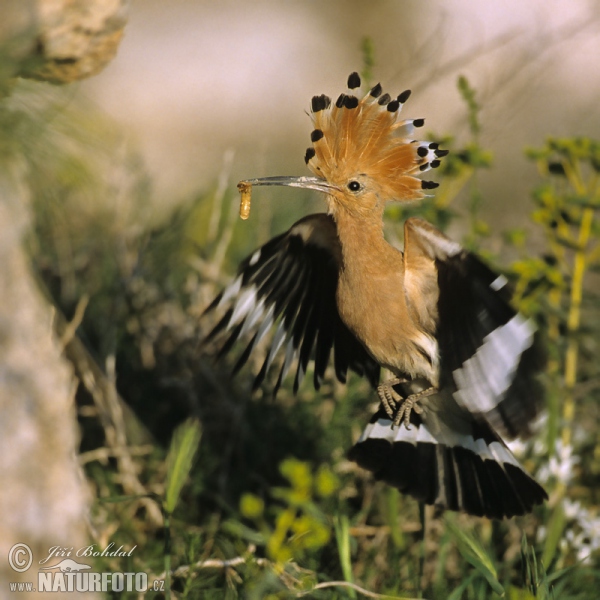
[204,73,547,518]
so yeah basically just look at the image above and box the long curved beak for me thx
[237,176,337,194]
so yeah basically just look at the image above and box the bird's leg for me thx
[377,380,437,429]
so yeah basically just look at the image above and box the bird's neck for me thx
[333,208,397,274]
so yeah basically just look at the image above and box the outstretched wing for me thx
[403,218,545,440]
[203,213,380,394]
[435,251,545,438]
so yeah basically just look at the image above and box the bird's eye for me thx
[348,180,362,192]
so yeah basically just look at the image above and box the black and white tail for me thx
[348,380,547,518]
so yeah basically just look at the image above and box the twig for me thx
[207,148,235,245]
[102,353,164,526]
[59,293,89,348]
[298,581,425,600]
[54,306,162,527]
[153,554,268,581]
[411,29,519,93]
[187,254,231,287]
[349,523,422,536]
[79,444,155,465]
[152,553,422,600]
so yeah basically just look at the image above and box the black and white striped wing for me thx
[404,218,545,440]
[348,380,547,518]
[203,213,380,394]
[435,252,545,439]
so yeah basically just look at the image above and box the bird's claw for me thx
[391,394,424,429]
[377,380,427,430]
[377,381,403,421]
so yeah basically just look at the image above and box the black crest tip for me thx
[417,146,429,157]
[377,93,392,106]
[397,89,412,104]
[343,95,359,109]
[435,149,449,158]
[311,94,331,113]
[304,147,316,164]
[310,129,324,142]
[387,100,400,112]
[336,93,346,108]
[369,83,382,98]
[421,180,439,190]
[413,118,425,127]
[430,159,441,169]
[347,72,361,89]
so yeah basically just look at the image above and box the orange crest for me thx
[304,73,446,202]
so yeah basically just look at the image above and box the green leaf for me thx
[507,586,537,600]
[446,517,504,596]
[220,518,266,545]
[552,234,582,251]
[503,228,528,248]
[542,503,566,570]
[385,487,404,550]
[448,571,478,600]
[315,464,340,498]
[457,75,481,136]
[240,492,265,519]
[565,194,600,210]
[360,36,375,89]
[164,418,202,515]
[334,514,355,598]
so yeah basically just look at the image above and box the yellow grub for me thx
[238,182,252,220]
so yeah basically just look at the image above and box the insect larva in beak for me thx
[237,182,252,220]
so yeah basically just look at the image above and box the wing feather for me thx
[436,252,544,438]
[402,217,544,439]
[203,213,380,394]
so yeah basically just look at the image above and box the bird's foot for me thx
[377,380,434,429]
[377,378,407,420]
[391,393,425,429]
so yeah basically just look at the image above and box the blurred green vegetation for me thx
[2,52,599,599]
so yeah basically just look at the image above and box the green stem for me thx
[164,512,172,600]
[545,230,566,456]
[334,515,356,599]
[560,206,594,452]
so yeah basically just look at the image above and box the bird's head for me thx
[238,72,446,219]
